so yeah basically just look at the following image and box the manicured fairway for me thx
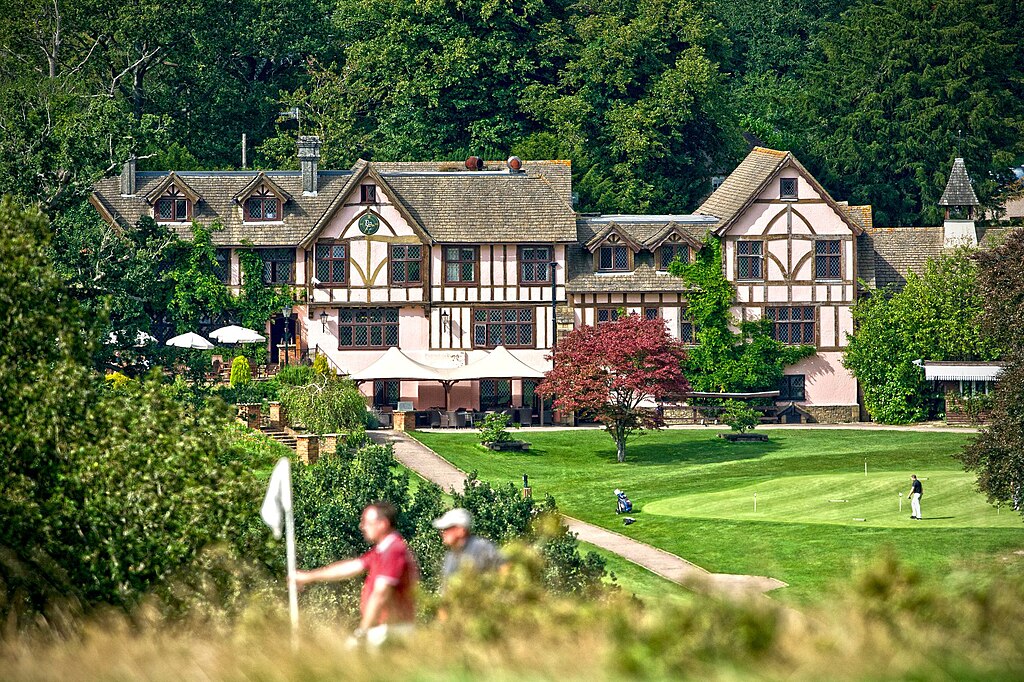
[411,428,1024,602]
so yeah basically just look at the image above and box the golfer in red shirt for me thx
[295,501,419,646]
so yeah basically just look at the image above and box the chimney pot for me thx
[120,156,137,196]
[298,136,322,196]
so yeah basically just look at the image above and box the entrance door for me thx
[268,316,295,364]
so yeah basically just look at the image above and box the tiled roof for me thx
[939,158,980,206]
[839,203,873,230]
[379,161,576,243]
[91,160,577,246]
[565,245,696,293]
[92,172,350,246]
[978,226,1021,248]
[576,217,713,249]
[863,227,945,289]
[696,147,788,227]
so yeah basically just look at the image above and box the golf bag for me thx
[615,490,633,514]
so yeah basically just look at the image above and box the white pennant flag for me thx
[260,457,300,645]
[261,457,293,539]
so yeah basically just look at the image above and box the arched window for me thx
[155,185,192,222]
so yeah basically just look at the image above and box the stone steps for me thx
[259,426,297,450]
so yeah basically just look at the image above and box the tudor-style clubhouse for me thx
[90,140,994,422]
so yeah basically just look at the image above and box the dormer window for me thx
[598,245,629,272]
[658,244,689,271]
[155,185,191,222]
[245,187,281,221]
[360,184,377,203]
[780,178,798,200]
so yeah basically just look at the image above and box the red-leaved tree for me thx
[538,314,689,463]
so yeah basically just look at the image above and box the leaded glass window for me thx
[315,242,347,284]
[260,248,293,284]
[519,245,552,284]
[815,240,841,280]
[737,241,764,280]
[472,308,534,348]
[444,247,477,283]
[598,245,629,271]
[391,244,423,285]
[765,306,815,344]
[337,308,400,349]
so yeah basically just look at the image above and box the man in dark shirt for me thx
[909,475,923,520]
[295,501,419,646]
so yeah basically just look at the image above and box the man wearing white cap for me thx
[433,508,504,586]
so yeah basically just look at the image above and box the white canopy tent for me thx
[210,325,266,345]
[350,347,450,382]
[165,332,215,350]
[445,345,547,381]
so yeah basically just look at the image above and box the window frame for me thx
[154,185,192,223]
[518,245,553,285]
[373,379,400,409]
[597,245,630,272]
[778,374,806,401]
[780,177,798,200]
[243,186,282,222]
[314,241,349,287]
[472,307,535,349]
[336,308,400,350]
[658,243,690,271]
[390,243,424,287]
[596,307,622,325]
[480,379,512,411]
[360,184,377,203]
[814,239,842,281]
[259,247,294,285]
[765,306,816,345]
[736,240,765,281]
[213,248,231,284]
[443,245,479,285]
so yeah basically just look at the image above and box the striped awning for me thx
[921,362,1003,382]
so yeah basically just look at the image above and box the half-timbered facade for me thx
[93,141,984,421]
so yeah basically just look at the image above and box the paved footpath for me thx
[368,430,788,600]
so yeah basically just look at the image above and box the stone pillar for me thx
[238,403,261,429]
[295,434,320,465]
[269,402,285,428]
[320,433,338,457]
[394,411,416,432]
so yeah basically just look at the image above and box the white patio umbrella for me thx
[210,325,266,344]
[165,332,215,350]
[106,330,157,347]
[350,347,456,408]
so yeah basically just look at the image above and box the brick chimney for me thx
[297,136,322,196]
[120,156,136,196]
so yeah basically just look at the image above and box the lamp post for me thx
[281,304,292,366]
[319,310,328,334]
[440,309,450,333]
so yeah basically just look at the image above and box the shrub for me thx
[312,353,331,376]
[721,400,759,433]
[278,374,367,435]
[104,371,132,391]
[479,412,515,444]
[276,363,316,386]
[228,356,251,387]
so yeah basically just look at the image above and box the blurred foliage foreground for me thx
[2,550,1024,681]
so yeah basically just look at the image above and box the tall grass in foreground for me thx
[3,548,1024,681]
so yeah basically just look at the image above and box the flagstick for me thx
[284,469,299,652]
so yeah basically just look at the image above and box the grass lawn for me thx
[411,428,1024,602]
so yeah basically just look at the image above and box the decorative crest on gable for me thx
[144,172,200,206]
[584,222,643,253]
[233,172,293,205]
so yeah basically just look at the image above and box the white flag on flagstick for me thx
[260,457,300,645]
[261,457,293,539]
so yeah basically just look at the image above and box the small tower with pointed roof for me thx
[939,157,980,247]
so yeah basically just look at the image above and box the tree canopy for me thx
[538,314,689,462]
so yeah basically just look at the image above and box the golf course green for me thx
[412,427,1024,602]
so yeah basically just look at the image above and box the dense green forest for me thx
[1,0,1022,225]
